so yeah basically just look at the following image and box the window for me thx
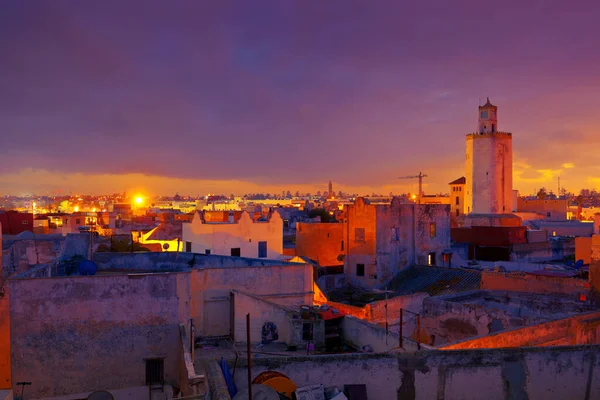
[185,242,191,252]
[459,187,462,192]
[429,223,436,238]
[205,249,211,255]
[341,240,344,251]
[145,358,164,385]
[302,322,313,341]
[231,248,241,257]
[22,220,29,224]
[355,228,365,241]
[428,252,436,266]
[546,212,551,217]
[455,196,460,205]
[258,241,267,258]
[76,219,81,225]
[356,264,365,277]
[456,209,460,217]
[391,227,399,241]
[283,219,289,229]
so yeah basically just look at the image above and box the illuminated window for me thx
[430,223,436,238]
[428,252,436,266]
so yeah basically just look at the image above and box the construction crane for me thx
[398,171,428,203]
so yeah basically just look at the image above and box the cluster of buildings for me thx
[1,100,600,399]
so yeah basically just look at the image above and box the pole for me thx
[385,290,388,346]
[246,313,253,400]
[399,308,403,348]
[417,313,421,350]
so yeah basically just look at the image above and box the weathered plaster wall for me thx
[231,291,292,344]
[577,236,592,264]
[233,346,600,400]
[345,198,450,289]
[481,271,590,295]
[591,235,600,300]
[295,223,344,267]
[190,264,313,337]
[517,199,568,220]
[442,311,600,349]
[421,290,594,346]
[10,273,191,399]
[183,211,283,258]
[343,197,377,286]
[342,316,425,353]
[466,133,513,214]
[511,240,575,262]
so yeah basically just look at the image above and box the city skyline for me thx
[2,1,599,195]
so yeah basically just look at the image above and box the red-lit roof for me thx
[318,308,346,321]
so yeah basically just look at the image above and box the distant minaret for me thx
[328,181,333,198]
[465,98,513,214]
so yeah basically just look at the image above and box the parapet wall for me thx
[232,345,600,399]
[481,271,589,295]
[442,311,600,349]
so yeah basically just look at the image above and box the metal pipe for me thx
[399,308,403,348]
[417,313,421,350]
[246,313,252,400]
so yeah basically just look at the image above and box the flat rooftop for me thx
[431,290,596,319]
[13,251,309,279]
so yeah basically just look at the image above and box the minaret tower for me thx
[465,98,513,215]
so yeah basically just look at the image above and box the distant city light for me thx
[74,206,79,212]
[411,194,417,200]
[135,196,144,205]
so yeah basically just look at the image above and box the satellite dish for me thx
[78,260,98,276]
[87,390,114,400]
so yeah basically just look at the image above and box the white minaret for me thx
[465,98,513,214]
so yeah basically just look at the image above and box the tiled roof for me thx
[448,176,466,185]
[387,266,481,296]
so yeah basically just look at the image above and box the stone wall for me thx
[232,345,600,399]
[421,290,594,346]
[441,311,600,349]
[295,222,344,267]
[9,273,191,399]
[481,271,590,295]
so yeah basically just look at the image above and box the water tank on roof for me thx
[78,260,97,276]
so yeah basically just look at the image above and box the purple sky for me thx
[1,1,600,196]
